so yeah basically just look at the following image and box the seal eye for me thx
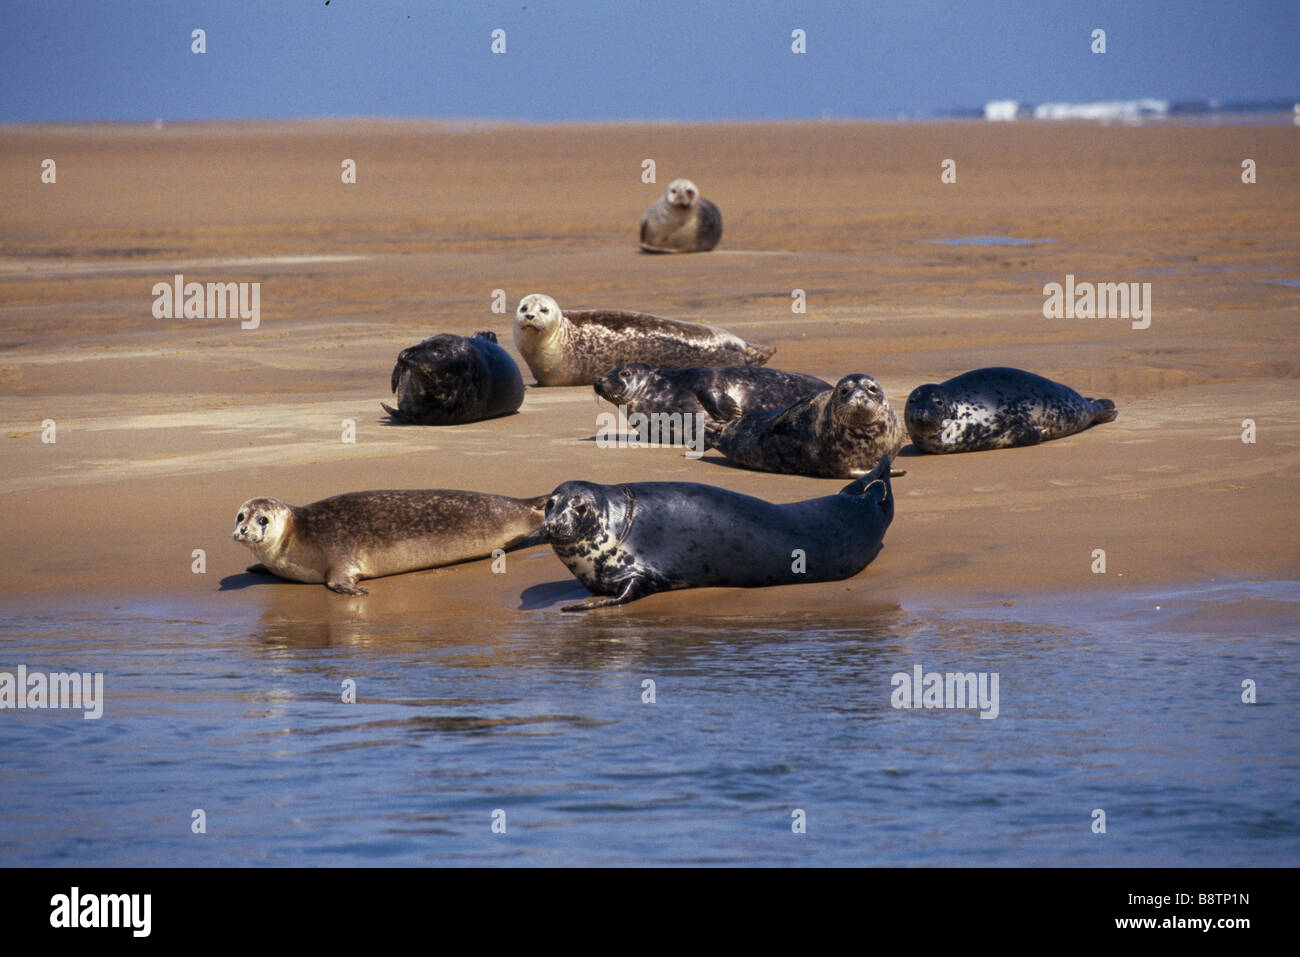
[257,516,268,527]
[540,306,549,314]
[236,513,245,524]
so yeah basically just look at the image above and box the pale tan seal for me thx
[232,489,546,595]
[640,178,722,253]
[513,293,774,387]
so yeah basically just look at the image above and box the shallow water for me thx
[1,581,1296,866]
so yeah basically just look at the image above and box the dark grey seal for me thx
[543,457,895,611]
[904,367,1117,453]
[703,373,905,478]
[593,362,831,421]
[382,331,524,425]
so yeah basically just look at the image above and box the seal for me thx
[232,489,547,595]
[543,456,895,610]
[640,177,722,253]
[703,373,905,478]
[904,367,1117,453]
[593,362,831,421]
[513,293,775,387]
[382,330,524,425]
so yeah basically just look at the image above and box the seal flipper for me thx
[698,390,743,422]
[1088,397,1118,424]
[245,563,274,575]
[561,578,650,612]
[1001,422,1046,447]
[742,342,777,366]
[381,402,414,424]
[326,570,368,596]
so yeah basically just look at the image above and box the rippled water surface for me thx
[2,581,1297,866]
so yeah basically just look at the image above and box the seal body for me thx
[382,331,524,425]
[544,456,894,610]
[704,374,905,478]
[232,489,547,595]
[640,178,722,253]
[594,363,830,421]
[514,293,775,387]
[904,367,1117,454]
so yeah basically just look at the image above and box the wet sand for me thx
[1,119,1297,617]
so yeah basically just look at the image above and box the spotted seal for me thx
[593,363,831,421]
[640,177,722,253]
[382,331,524,425]
[703,373,905,478]
[543,456,894,610]
[232,489,547,595]
[513,293,775,387]
[904,367,1117,453]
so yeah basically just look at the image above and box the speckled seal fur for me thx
[905,367,1117,454]
[640,178,722,253]
[703,373,905,478]
[543,456,894,611]
[232,489,547,595]
[382,331,524,425]
[514,293,775,387]
[594,363,830,421]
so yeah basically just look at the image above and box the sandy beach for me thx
[1,119,1297,616]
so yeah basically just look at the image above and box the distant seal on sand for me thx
[640,178,722,253]
[904,367,1117,454]
[232,489,547,595]
[382,331,524,425]
[704,373,905,478]
[593,363,831,421]
[544,456,895,610]
[513,293,775,387]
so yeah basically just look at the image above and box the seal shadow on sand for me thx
[218,569,286,591]
[374,411,522,428]
[518,579,596,611]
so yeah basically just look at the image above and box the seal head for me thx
[233,497,292,548]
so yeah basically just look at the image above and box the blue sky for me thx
[1,0,1296,122]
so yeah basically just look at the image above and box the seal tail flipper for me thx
[839,455,893,497]
[702,418,726,449]
[1088,398,1118,424]
[742,342,777,366]
[510,494,551,547]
